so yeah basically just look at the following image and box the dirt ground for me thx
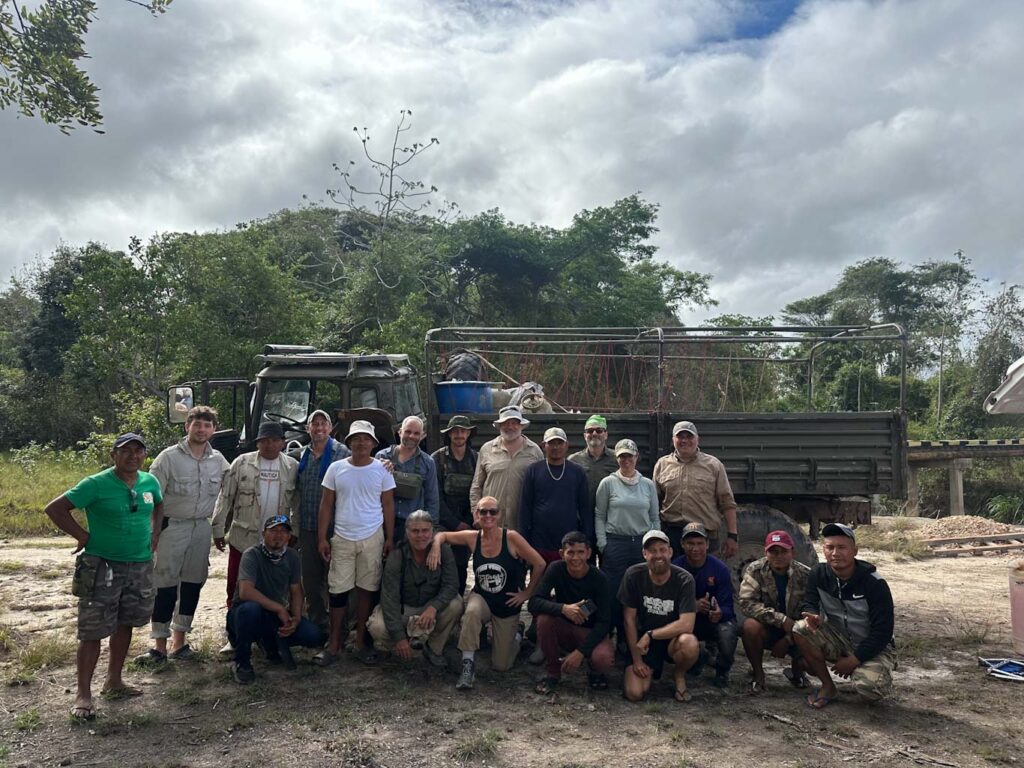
[1,522,1022,768]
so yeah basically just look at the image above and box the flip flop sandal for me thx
[101,685,143,700]
[807,689,837,709]
[784,668,809,688]
[673,688,692,703]
[312,650,339,667]
[535,676,559,695]
[70,703,96,721]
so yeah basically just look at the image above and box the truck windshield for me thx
[263,379,311,425]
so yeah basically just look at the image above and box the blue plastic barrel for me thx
[435,381,495,413]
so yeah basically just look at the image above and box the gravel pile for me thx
[916,515,1022,539]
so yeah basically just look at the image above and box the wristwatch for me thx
[727,532,739,541]
[646,629,655,642]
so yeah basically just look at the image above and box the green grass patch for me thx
[5,630,76,684]
[0,449,103,537]
[451,729,502,760]
[14,707,41,731]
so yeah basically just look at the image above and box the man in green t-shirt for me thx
[44,433,164,722]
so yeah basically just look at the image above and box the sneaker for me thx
[455,659,475,690]
[232,663,255,685]
[528,647,545,665]
[134,648,167,668]
[422,644,447,669]
[712,671,730,689]
[219,641,235,661]
[276,638,297,671]
[167,645,196,661]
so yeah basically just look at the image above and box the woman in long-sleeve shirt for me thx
[595,439,660,642]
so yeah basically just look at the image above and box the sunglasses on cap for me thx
[477,507,500,516]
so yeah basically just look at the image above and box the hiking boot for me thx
[455,659,475,690]
[422,644,447,669]
[232,663,255,685]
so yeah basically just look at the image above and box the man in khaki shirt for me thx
[652,421,738,560]
[469,406,544,531]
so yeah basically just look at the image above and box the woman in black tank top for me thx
[472,528,525,619]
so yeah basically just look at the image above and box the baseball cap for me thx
[613,438,638,457]
[681,522,708,540]
[543,427,567,443]
[764,530,795,550]
[494,406,530,426]
[821,522,856,541]
[344,419,378,446]
[672,420,698,437]
[307,409,332,426]
[642,530,670,548]
[113,432,147,450]
[263,515,292,531]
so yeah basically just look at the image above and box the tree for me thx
[0,0,170,133]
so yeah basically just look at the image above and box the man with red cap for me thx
[738,530,811,695]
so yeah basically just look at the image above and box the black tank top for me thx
[472,528,523,619]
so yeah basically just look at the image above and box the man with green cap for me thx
[432,415,478,593]
[569,415,618,530]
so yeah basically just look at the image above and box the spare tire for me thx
[726,504,819,612]
[444,349,486,382]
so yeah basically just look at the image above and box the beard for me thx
[648,558,669,575]
[500,429,522,443]
[586,436,606,452]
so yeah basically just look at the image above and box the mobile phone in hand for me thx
[579,599,598,619]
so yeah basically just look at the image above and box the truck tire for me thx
[444,350,486,382]
[727,504,819,608]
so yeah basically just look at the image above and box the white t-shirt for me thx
[258,457,281,526]
[322,459,396,541]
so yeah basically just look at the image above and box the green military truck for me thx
[424,325,910,580]
[166,344,423,461]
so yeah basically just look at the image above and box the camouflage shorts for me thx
[75,555,155,641]
[794,618,895,702]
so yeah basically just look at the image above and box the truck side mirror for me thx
[168,386,194,424]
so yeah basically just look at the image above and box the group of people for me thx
[44,403,896,721]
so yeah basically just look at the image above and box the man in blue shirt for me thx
[671,522,738,688]
[376,416,439,543]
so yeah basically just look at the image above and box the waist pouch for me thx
[393,470,424,500]
[443,472,473,497]
[71,553,102,598]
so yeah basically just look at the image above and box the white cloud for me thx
[2,0,1022,324]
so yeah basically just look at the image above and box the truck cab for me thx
[167,345,423,461]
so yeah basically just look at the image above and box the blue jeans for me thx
[693,617,738,673]
[600,535,645,637]
[227,601,324,668]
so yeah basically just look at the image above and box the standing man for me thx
[568,415,618,522]
[212,421,298,610]
[137,406,230,666]
[519,427,591,563]
[227,516,324,684]
[470,406,543,532]
[294,409,349,635]
[529,531,615,694]
[376,415,439,542]
[671,523,738,689]
[739,530,812,694]
[793,523,896,708]
[316,420,396,665]
[619,530,700,702]
[432,415,478,594]
[44,433,163,721]
[653,421,739,560]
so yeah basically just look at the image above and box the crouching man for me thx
[368,510,463,666]
[528,531,615,694]
[227,516,324,684]
[793,523,896,708]
[620,530,700,702]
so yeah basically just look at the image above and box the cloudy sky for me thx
[2,0,1021,322]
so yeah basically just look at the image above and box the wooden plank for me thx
[923,533,1024,545]
[930,542,1024,557]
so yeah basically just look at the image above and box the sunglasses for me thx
[477,508,500,516]
[584,428,606,434]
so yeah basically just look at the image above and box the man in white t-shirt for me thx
[315,420,396,665]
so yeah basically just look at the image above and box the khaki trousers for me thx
[457,592,520,671]
[368,596,464,655]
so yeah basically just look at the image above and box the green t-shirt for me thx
[65,468,163,563]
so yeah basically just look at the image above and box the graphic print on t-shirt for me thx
[476,563,508,594]
[643,596,677,616]
[258,458,281,524]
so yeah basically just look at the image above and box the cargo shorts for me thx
[794,618,895,701]
[73,554,156,641]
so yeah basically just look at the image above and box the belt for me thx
[606,533,645,542]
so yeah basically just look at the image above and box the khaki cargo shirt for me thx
[652,450,736,532]
[149,438,230,521]
[469,436,544,531]
[738,556,811,629]
[211,451,298,552]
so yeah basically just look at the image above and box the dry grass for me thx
[5,630,76,684]
[852,523,929,559]
[452,729,502,760]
